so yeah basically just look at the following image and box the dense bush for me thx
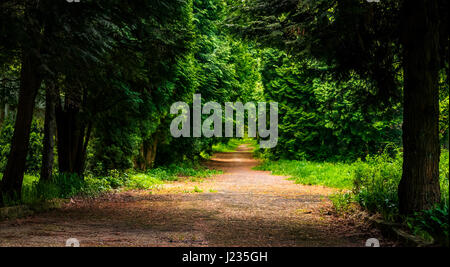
[352,152,403,220]
[352,150,449,221]
[342,150,448,246]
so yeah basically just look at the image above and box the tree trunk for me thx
[136,137,158,171]
[0,51,42,205]
[0,104,4,126]
[40,82,57,181]
[0,80,6,126]
[398,0,441,215]
[55,95,91,176]
[147,137,158,169]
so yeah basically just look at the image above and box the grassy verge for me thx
[255,160,354,189]
[1,161,221,206]
[257,149,449,246]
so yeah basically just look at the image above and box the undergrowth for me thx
[1,161,220,206]
[258,149,449,246]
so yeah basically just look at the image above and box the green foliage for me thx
[352,152,403,220]
[157,0,264,166]
[124,173,163,190]
[87,0,197,172]
[229,0,447,106]
[26,119,44,173]
[0,174,40,206]
[260,149,448,219]
[439,69,449,146]
[261,50,402,161]
[441,95,449,144]
[0,118,43,173]
[0,120,14,172]
[89,0,264,171]
[98,161,221,190]
[0,1,447,247]
[256,160,354,189]
[105,162,221,190]
[14,160,219,204]
[407,205,449,246]
[25,173,113,203]
[259,149,449,245]
[149,161,221,180]
[16,174,40,205]
[33,173,87,201]
[193,186,203,193]
[351,150,449,222]
[329,192,357,215]
[212,142,236,153]
[440,151,449,203]
[212,138,252,153]
[156,137,214,165]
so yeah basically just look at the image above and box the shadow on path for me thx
[0,145,387,247]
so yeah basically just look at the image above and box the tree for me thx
[0,1,44,203]
[90,0,196,172]
[40,81,57,181]
[229,0,448,214]
[260,50,402,160]
[0,0,154,200]
[157,0,264,166]
[398,0,441,213]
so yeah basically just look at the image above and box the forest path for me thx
[0,145,385,247]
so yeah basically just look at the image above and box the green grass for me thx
[147,162,222,180]
[212,139,242,152]
[258,149,449,246]
[193,186,203,193]
[212,138,258,153]
[124,173,163,190]
[256,150,448,202]
[255,160,354,189]
[124,162,221,189]
[1,161,221,206]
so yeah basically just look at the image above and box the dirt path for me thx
[0,145,387,247]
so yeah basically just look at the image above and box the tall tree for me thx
[229,0,448,214]
[40,82,57,181]
[398,0,441,213]
[0,0,123,201]
[0,1,44,203]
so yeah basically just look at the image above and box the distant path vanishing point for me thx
[0,145,388,247]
